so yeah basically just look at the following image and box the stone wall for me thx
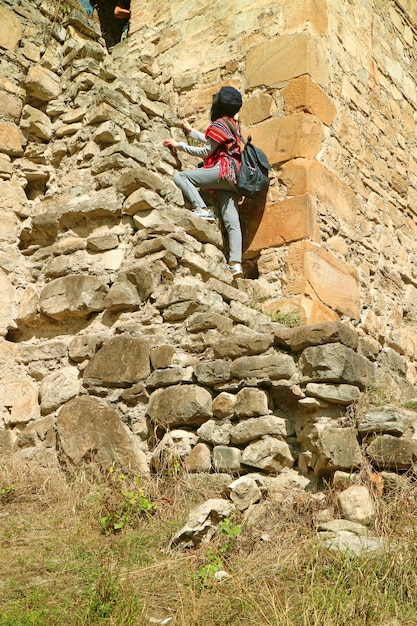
[0,0,417,487]
[128,0,417,381]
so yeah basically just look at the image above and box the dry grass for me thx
[1,457,417,625]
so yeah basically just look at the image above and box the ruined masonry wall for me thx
[0,0,417,484]
[129,0,417,384]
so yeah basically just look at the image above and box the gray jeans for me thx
[173,163,242,263]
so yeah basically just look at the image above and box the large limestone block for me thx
[234,388,269,418]
[213,332,274,359]
[0,90,23,120]
[248,114,323,167]
[123,187,164,214]
[212,446,242,472]
[226,475,263,512]
[40,366,81,415]
[21,105,53,142]
[230,353,296,380]
[206,277,247,303]
[147,366,194,389]
[39,275,109,320]
[193,360,231,386]
[155,283,223,313]
[0,338,18,370]
[299,343,375,388]
[357,407,414,436]
[0,6,22,51]
[0,179,27,205]
[284,241,360,319]
[242,193,319,256]
[150,430,198,471]
[184,442,211,473]
[117,166,166,197]
[197,420,232,446]
[147,384,212,428]
[274,321,359,353]
[366,434,417,470]
[336,485,376,526]
[25,65,61,102]
[83,336,151,387]
[212,392,236,419]
[170,498,235,549]
[298,424,362,477]
[230,415,290,445]
[279,159,357,225]
[246,33,328,89]
[0,122,24,156]
[282,75,335,126]
[1,376,40,426]
[57,396,149,473]
[164,207,223,248]
[305,383,361,405]
[242,436,294,472]
[103,273,150,311]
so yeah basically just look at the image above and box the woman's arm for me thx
[114,4,131,18]
[163,137,218,158]
[189,129,206,143]
[177,137,218,158]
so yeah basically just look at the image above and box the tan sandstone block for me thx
[2,378,40,425]
[279,158,357,223]
[25,65,61,102]
[282,75,336,126]
[0,6,22,51]
[282,0,329,35]
[0,122,23,157]
[284,241,360,319]
[246,33,328,89]
[0,91,23,121]
[240,93,275,126]
[242,193,319,257]
[247,114,323,167]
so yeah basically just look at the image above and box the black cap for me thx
[218,86,242,116]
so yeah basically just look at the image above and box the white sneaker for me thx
[228,263,243,278]
[192,207,216,222]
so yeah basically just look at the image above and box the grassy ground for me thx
[1,457,417,626]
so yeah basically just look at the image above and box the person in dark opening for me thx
[93,0,131,49]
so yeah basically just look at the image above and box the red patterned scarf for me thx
[204,117,242,183]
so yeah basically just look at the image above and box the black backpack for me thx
[224,120,271,199]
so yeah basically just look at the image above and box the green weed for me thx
[195,516,242,585]
[270,308,301,327]
[100,470,157,535]
[0,486,15,502]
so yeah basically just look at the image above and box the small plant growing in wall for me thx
[271,308,301,328]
